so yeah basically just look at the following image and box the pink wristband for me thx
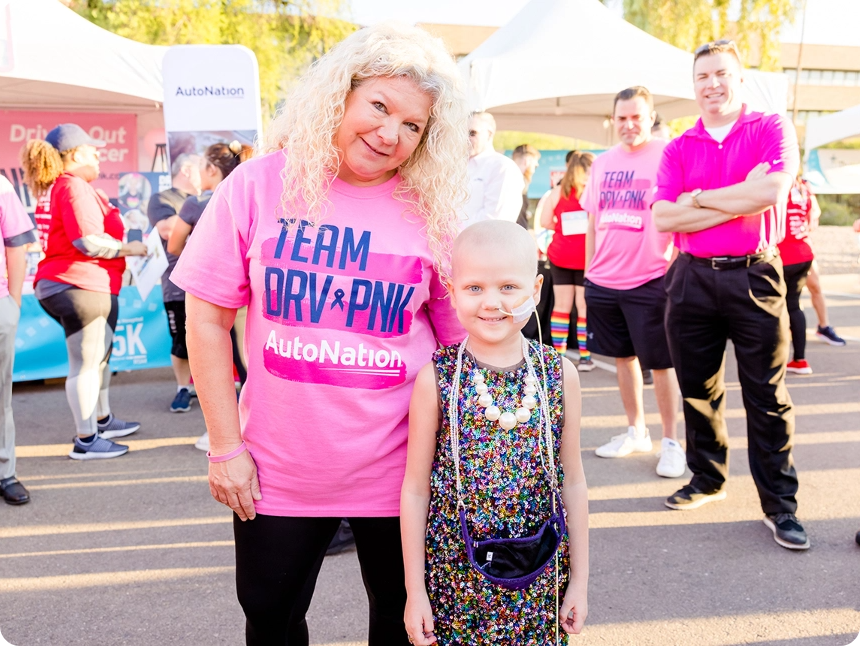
[207,441,247,463]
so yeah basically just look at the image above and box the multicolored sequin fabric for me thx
[426,340,570,645]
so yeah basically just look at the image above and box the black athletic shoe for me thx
[763,513,810,550]
[641,369,653,385]
[665,483,727,510]
[326,520,355,556]
[855,530,860,547]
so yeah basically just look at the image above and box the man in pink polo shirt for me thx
[652,40,807,550]
[581,86,685,479]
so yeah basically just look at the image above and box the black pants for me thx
[783,261,813,361]
[233,514,409,646]
[664,253,798,515]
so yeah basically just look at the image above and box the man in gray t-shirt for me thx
[147,154,201,413]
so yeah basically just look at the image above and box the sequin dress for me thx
[426,340,569,645]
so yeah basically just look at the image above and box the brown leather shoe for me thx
[0,477,30,505]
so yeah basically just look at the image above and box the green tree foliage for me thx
[70,0,356,116]
[619,0,799,71]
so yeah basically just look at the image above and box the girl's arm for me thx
[557,356,589,635]
[540,185,561,230]
[808,194,821,231]
[401,362,441,646]
[167,218,193,256]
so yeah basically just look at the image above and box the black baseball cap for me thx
[45,123,106,152]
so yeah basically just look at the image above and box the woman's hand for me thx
[404,592,437,645]
[560,578,588,635]
[208,450,262,521]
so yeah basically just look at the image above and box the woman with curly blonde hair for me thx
[170,22,469,645]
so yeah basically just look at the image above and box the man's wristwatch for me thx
[691,188,703,209]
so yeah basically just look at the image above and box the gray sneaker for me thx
[97,414,140,440]
[69,436,129,460]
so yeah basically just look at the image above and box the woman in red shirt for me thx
[22,124,146,460]
[778,177,825,374]
[540,151,595,371]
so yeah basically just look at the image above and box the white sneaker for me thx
[194,431,210,452]
[656,437,687,478]
[595,426,652,458]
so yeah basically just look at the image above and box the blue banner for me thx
[505,149,605,199]
[13,286,173,382]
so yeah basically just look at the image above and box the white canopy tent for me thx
[458,0,787,145]
[0,0,165,113]
[803,104,860,194]
[804,104,860,151]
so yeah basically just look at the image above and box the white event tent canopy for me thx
[458,0,787,145]
[803,104,860,194]
[804,104,860,152]
[0,0,165,113]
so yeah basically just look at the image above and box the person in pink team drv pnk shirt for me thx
[652,40,808,551]
[580,86,684,480]
[170,23,469,646]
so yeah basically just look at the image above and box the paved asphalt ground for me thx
[2,229,859,646]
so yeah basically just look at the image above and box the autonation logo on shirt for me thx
[174,85,245,98]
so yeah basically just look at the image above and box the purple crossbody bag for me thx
[448,337,566,592]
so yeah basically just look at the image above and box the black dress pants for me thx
[233,514,409,646]
[664,253,798,515]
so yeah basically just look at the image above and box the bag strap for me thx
[448,335,560,512]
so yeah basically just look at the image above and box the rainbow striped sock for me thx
[577,316,590,361]
[550,311,570,354]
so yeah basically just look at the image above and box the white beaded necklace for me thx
[464,336,546,433]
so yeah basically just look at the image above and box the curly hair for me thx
[20,140,65,199]
[265,21,470,280]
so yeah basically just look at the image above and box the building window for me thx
[784,68,860,87]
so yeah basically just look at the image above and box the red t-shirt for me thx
[34,189,52,252]
[547,189,586,270]
[777,180,815,266]
[35,173,126,295]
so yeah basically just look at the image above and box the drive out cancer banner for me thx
[162,45,262,167]
[0,110,137,211]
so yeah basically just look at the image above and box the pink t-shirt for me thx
[581,139,672,290]
[171,151,464,517]
[0,176,36,300]
[653,105,800,258]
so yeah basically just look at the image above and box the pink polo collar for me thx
[683,104,764,142]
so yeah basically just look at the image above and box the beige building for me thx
[421,23,860,138]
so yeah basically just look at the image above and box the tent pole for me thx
[791,0,808,128]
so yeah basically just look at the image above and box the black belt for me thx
[682,248,778,271]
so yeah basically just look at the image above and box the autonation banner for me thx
[162,45,262,167]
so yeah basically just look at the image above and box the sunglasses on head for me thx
[694,39,740,60]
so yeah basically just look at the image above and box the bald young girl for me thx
[400,221,589,645]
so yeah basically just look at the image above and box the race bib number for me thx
[560,210,588,236]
